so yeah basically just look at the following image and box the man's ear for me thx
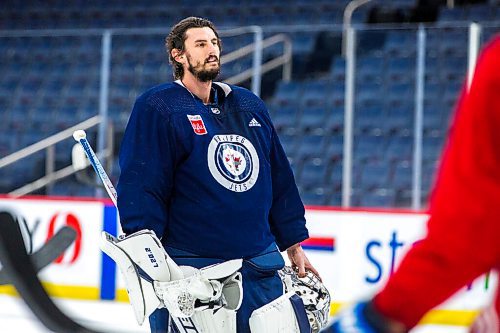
[171,49,185,64]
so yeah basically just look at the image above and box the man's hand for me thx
[286,243,320,279]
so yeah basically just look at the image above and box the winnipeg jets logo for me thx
[223,148,245,175]
[207,134,259,192]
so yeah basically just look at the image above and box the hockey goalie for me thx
[101,229,330,333]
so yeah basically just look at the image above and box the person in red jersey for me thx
[322,35,500,333]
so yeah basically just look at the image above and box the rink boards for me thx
[0,196,496,328]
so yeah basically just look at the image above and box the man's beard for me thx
[187,55,220,82]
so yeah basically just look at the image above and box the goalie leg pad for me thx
[249,291,311,333]
[100,230,184,325]
[170,308,237,333]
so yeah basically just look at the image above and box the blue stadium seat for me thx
[385,56,415,82]
[272,81,302,106]
[422,135,445,164]
[438,7,466,22]
[330,57,346,82]
[300,79,333,107]
[299,159,329,189]
[359,188,396,208]
[299,106,329,133]
[323,137,343,162]
[325,161,343,190]
[358,161,390,190]
[384,106,413,134]
[357,55,384,82]
[355,104,384,134]
[278,133,299,161]
[295,134,327,161]
[324,108,344,134]
[422,161,439,192]
[300,186,328,206]
[423,107,446,135]
[291,32,317,55]
[356,81,382,107]
[326,83,345,109]
[423,81,442,106]
[384,31,416,57]
[326,190,342,207]
[354,135,386,162]
[0,132,16,157]
[467,4,495,21]
[270,104,300,134]
[438,30,468,57]
[442,81,463,108]
[385,136,413,162]
[392,160,412,191]
[440,56,467,81]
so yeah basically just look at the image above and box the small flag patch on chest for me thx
[187,115,208,135]
[249,118,261,127]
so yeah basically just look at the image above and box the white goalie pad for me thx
[170,308,237,333]
[249,291,302,333]
[100,230,184,325]
[100,229,244,332]
[155,259,243,318]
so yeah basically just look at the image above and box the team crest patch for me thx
[207,134,259,192]
[187,115,208,135]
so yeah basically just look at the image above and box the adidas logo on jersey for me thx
[249,118,261,127]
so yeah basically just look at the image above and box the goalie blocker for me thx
[101,230,330,333]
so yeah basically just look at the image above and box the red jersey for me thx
[373,36,500,329]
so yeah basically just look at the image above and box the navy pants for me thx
[149,243,285,333]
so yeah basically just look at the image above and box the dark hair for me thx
[165,17,221,80]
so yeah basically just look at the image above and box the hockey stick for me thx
[0,211,100,333]
[0,225,76,285]
[73,130,117,206]
[73,130,210,333]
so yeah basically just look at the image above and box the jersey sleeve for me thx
[373,36,500,328]
[268,127,309,251]
[117,94,177,238]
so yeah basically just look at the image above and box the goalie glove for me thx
[279,266,331,333]
[320,301,407,333]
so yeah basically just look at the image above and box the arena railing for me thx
[0,116,110,197]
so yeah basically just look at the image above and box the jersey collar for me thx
[174,80,232,105]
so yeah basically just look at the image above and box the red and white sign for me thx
[46,212,83,265]
[0,196,104,287]
[187,115,208,135]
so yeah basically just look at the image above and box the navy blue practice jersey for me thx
[117,80,308,259]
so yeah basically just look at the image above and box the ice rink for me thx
[0,294,147,333]
[0,294,469,333]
